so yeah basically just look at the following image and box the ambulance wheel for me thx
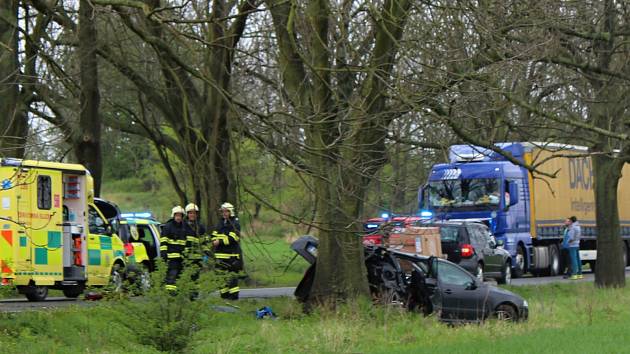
[63,285,85,298]
[110,263,124,293]
[24,285,48,302]
[138,265,151,292]
[128,264,151,295]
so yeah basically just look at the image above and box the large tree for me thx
[26,0,259,223]
[0,0,28,158]
[396,0,630,288]
[240,0,415,302]
[76,0,102,195]
[506,0,630,287]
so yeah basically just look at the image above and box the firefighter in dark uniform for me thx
[211,202,243,300]
[185,203,206,277]
[160,205,193,292]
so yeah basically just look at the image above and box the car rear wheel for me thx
[494,304,518,321]
[476,263,484,281]
[498,261,512,285]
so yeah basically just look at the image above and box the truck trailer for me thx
[418,142,630,277]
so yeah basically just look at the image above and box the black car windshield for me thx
[427,178,501,211]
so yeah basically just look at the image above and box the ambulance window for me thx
[37,175,52,210]
[88,207,107,234]
[137,225,155,247]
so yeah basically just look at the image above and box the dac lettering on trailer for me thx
[568,157,593,190]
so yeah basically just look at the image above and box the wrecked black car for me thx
[291,236,528,323]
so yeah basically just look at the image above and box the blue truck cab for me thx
[419,143,532,277]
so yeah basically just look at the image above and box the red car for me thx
[363,215,423,246]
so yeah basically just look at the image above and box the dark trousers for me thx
[165,259,183,289]
[217,258,241,300]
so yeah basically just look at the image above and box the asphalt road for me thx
[2,268,629,313]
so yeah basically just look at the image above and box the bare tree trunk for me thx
[593,154,625,287]
[0,0,27,158]
[310,166,370,304]
[76,0,102,195]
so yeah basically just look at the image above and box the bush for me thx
[122,259,225,352]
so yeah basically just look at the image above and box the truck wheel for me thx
[513,245,526,278]
[24,285,48,302]
[62,285,85,299]
[498,261,512,285]
[548,245,560,276]
[588,261,596,273]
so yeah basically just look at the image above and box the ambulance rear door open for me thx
[61,173,88,282]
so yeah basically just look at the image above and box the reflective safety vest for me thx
[211,217,242,267]
[160,219,194,260]
[186,220,207,260]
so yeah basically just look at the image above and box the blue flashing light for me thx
[381,213,389,219]
[0,158,22,167]
[420,210,433,219]
[121,212,154,219]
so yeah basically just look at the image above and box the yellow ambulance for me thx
[0,158,127,301]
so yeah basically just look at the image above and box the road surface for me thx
[2,269,628,312]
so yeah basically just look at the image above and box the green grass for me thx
[241,236,310,287]
[2,282,630,353]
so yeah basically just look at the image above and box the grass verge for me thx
[2,281,630,353]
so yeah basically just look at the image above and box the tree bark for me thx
[0,0,28,158]
[264,0,412,304]
[592,154,625,287]
[76,0,102,196]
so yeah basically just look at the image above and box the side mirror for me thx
[466,280,478,290]
[496,239,505,248]
[425,277,438,287]
[488,238,497,248]
[508,182,519,206]
[105,224,113,236]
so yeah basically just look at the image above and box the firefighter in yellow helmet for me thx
[211,202,243,300]
[184,203,207,287]
[160,205,194,292]
[185,203,207,261]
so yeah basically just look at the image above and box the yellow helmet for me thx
[220,202,235,217]
[171,205,185,217]
[185,203,199,213]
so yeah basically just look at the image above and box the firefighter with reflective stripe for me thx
[160,205,193,292]
[212,202,242,300]
[185,203,207,262]
[185,202,207,292]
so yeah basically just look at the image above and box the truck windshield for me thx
[426,178,501,210]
